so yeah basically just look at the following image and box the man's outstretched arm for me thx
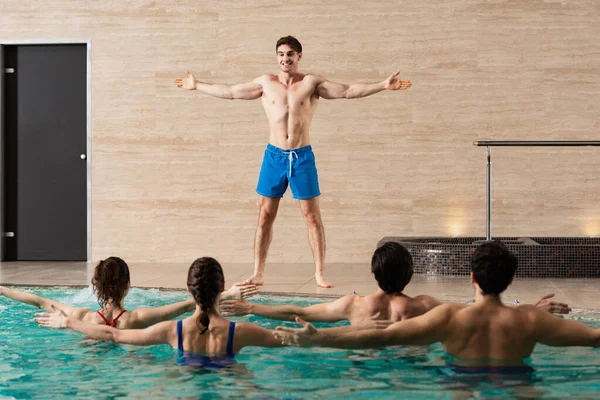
[532,306,600,347]
[274,303,454,349]
[316,71,411,100]
[221,295,354,323]
[174,71,263,100]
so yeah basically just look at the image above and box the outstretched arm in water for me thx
[221,294,354,323]
[274,303,456,349]
[0,286,87,317]
[35,306,176,346]
[532,306,600,346]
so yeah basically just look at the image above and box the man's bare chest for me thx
[262,82,316,107]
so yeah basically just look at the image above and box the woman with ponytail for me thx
[2,256,257,330]
[35,257,284,358]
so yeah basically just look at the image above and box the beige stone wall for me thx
[2,1,599,263]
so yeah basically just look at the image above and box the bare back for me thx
[257,74,321,149]
[175,314,281,355]
[177,315,233,356]
[63,308,124,327]
[80,309,132,328]
[346,292,441,325]
[441,303,538,364]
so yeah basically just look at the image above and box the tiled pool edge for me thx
[380,236,600,278]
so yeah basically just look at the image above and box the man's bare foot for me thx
[242,275,264,286]
[316,274,334,288]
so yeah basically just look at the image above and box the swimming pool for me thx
[1,287,600,399]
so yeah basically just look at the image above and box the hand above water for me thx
[34,305,69,329]
[223,283,259,301]
[535,293,571,315]
[274,317,318,347]
[220,300,251,316]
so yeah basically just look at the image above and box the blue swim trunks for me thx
[256,144,321,200]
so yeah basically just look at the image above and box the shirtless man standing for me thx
[274,241,595,369]
[174,36,412,288]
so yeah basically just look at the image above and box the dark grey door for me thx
[3,44,87,260]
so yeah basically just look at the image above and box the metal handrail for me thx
[474,140,600,147]
[473,140,600,240]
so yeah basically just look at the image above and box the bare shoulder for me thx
[255,74,275,84]
[434,302,465,314]
[158,319,180,340]
[234,321,254,331]
[515,304,538,312]
[234,321,266,336]
[157,319,179,335]
[515,304,544,319]
[71,308,93,321]
[405,302,460,326]
[150,320,179,345]
[325,294,359,319]
[123,310,147,328]
[304,73,326,84]
[337,293,362,308]
[413,295,444,309]
[147,319,177,332]
[344,293,361,302]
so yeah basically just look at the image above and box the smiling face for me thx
[277,44,302,73]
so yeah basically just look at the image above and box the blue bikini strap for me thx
[177,320,183,353]
[226,322,236,357]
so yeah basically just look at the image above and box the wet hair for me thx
[471,241,518,295]
[91,257,130,309]
[371,242,414,294]
[186,257,225,335]
[276,35,302,54]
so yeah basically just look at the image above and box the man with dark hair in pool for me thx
[174,36,412,289]
[273,241,597,369]
[220,242,569,326]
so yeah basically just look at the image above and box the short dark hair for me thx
[276,36,302,53]
[371,242,414,294]
[471,241,518,295]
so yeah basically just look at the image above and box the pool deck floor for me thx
[1,261,600,309]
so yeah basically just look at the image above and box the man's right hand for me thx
[228,284,259,300]
[34,305,69,329]
[535,293,571,315]
[173,71,197,90]
[273,317,318,347]
[220,300,252,316]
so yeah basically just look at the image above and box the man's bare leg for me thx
[243,196,281,285]
[300,197,332,288]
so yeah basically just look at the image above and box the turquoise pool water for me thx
[2,287,600,399]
